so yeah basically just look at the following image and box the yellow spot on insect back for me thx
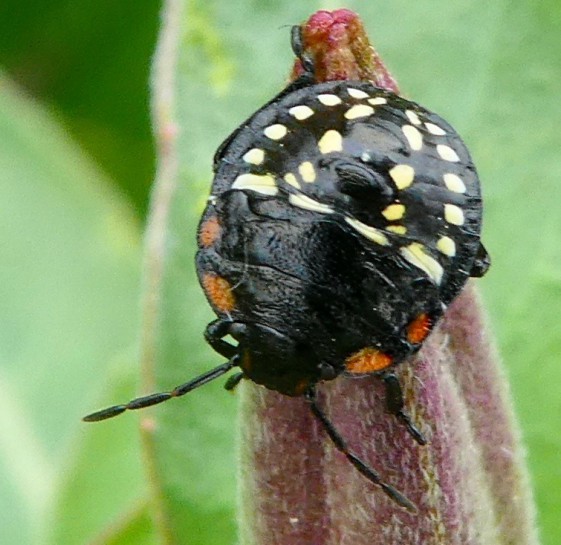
[318,94,342,106]
[242,148,265,165]
[264,124,287,140]
[344,104,374,120]
[386,225,407,235]
[298,161,316,183]
[289,194,334,214]
[382,204,406,221]
[289,105,314,120]
[389,164,415,190]
[318,130,343,154]
[232,173,278,195]
[402,124,423,151]
[406,110,421,125]
[284,173,301,189]
[444,204,464,225]
[347,88,369,99]
[425,122,446,136]
[443,173,466,193]
[437,236,456,256]
[345,217,389,246]
[401,243,443,284]
[437,144,460,162]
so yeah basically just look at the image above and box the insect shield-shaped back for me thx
[197,79,487,394]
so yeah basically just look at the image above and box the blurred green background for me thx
[1,1,560,544]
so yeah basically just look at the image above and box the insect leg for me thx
[382,372,427,446]
[469,242,491,278]
[305,386,415,511]
[205,319,238,358]
[224,371,245,391]
[290,25,315,76]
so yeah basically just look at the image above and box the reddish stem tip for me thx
[291,9,399,94]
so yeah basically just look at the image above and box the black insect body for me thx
[84,29,489,510]
[201,78,488,392]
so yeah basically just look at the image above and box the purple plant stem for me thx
[239,286,539,545]
[442,284,539,544]
[238,10,539,545]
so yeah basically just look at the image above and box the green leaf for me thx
[46,355,150,545]
[0,73,142,544]
[0,0,160,215]
[86,501,157,545]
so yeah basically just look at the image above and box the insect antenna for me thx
[83,359,239,422]
[305,386,416,511]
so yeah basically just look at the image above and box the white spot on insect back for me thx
[264,124,287,140]
[437,236,456,257]
[242,148,265,165]
[425,122,447,136]
[368,97,387,105]
[444,204,465,225]
[348,88,369,99]
[298,161,316,183]
[405,110,421,125]
[289,105,314,120]
[232,173,278,196]
[344,104,375,120]
[401,243,443,284]
[284,173,300,189]
[345,217,389,246]
[443,173,466,193]
[437,144,460,162]
[402,125,423,151]
[318,130,343,154]
[318,94,342,106]
[289,193,334,214]
[389,164,415,190]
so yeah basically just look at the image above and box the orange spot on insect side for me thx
[202,274,235,313]
[345,348,393,374]
[406,313,432,344]
[198,216,221,248]
[293,378,312,396]
[241,351,252,373]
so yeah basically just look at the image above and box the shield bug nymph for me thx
[84,25,490,510]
